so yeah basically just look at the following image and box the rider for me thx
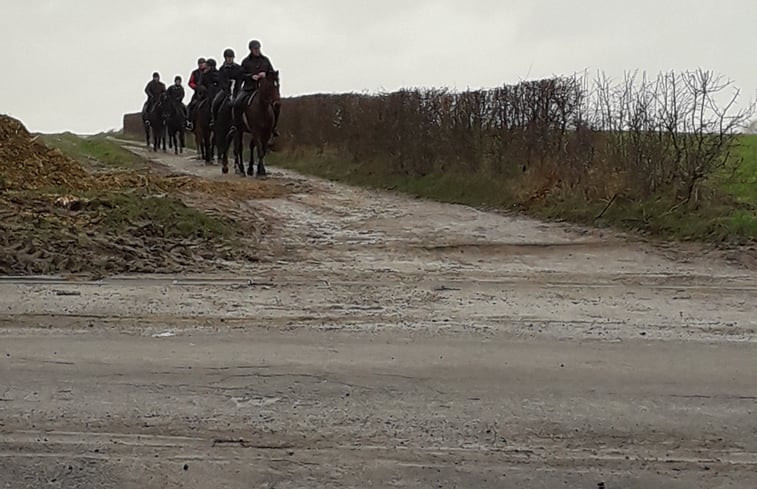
[166,75,188,120]
[142,72,166,118]
[211,48,242,128]
[186,58,207,129]
[231,40,279,137]
[200,58,221,110]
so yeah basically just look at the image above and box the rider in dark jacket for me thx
[166,76,188,120]
[200,58,221,101]
[211,48,242,127]
[167,76,185,102]
[142,72,166,116]
[232,40,278,136]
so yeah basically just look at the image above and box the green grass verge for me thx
[40,132,148,170]
[21,132,236,241]
[88,191,235,240]
[724,134,757,205]
[12,189,236,241]
[270,148,756,243]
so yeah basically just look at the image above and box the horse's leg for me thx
[234,131,243,175]
[204,127,212,164]
[221,139,229,175]
[247,134,258,176]
[210,128,216,164]
[217,125,229,174]
[194,130,202,160]
[257,136,267,178]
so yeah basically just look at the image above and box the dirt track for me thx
[1,143,756,488]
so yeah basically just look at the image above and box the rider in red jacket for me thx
[186,58,207,129]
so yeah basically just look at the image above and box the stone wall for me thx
[123,113,143,139]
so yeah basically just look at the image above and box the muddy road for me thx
[1,143,756,488]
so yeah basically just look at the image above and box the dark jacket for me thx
[188,68,203,91]
[167,85,185,103]
[200,68,220,99]
[218,62,243,96]
[240,54,274,91]
[145,80,166,99]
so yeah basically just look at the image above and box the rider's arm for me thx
[188,73,198,90]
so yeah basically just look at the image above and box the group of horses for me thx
[141,71,281,177]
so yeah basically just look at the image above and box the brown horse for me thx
[234,71,280,177]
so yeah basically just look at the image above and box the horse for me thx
[213,96,235,174]
[191,92,214,164]
[164,98,186,155]
[234,71,280,177]
[146,94,167,152]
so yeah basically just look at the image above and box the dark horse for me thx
[213,96,237,174]
[146,94,167,152]
[191,88,214,164]
[234,71,280,177]
[164,97,186,155]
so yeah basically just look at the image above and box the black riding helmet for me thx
[206,58,217,68]
[197,57,206,65]
[249,40,261,50]
[152,72,160,78]
[223,48,235,58]
[175,75,182,82]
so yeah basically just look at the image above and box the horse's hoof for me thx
[222,166,229,174]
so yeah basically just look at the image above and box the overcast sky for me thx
[1,0,755,133]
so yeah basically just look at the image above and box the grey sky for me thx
[1,0,755,133]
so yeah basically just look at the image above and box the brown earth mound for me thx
[0,115,93,191]
[0,114,284,277]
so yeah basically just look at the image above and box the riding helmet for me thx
[197,57,206,65]
[206,58,217,68]
[249,40,261,50]
[175,75,182,82]
[223,48,235,58]
[152,72,160,78]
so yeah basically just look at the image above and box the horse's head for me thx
[259,71,280,103]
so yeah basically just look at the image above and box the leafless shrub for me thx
[280,70,753,203]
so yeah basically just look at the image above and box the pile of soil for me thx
[0,114,282,277]
[0,115,93,191]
